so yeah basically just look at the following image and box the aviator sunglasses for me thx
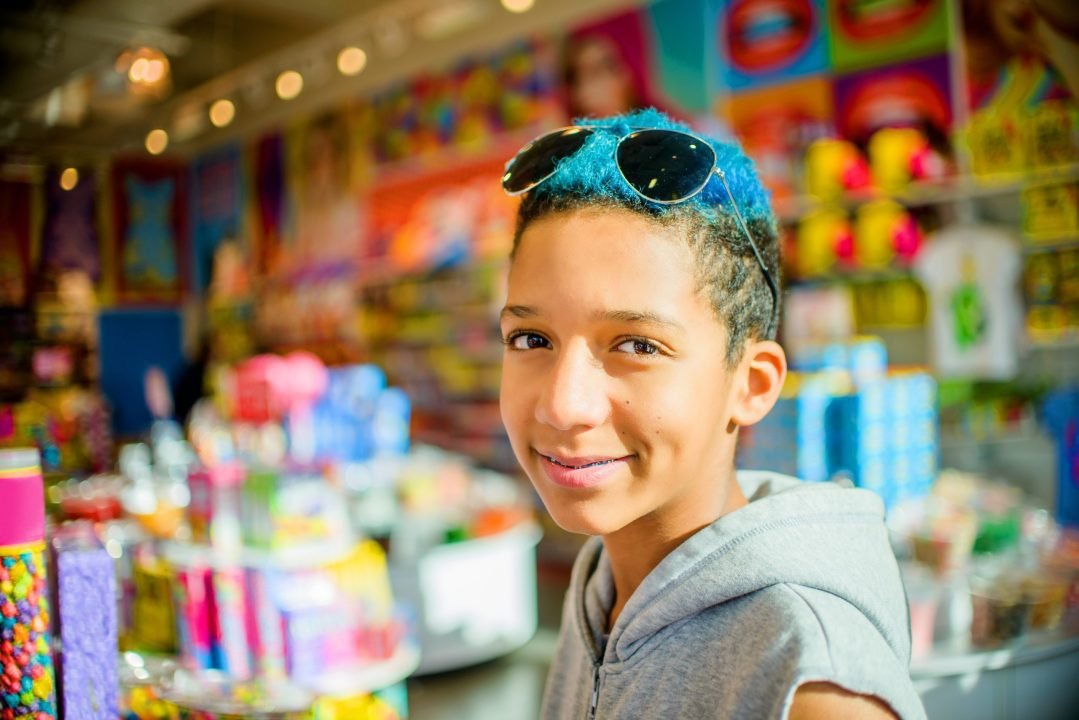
[502,126,780,336]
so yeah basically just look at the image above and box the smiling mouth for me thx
[541,454,629,469]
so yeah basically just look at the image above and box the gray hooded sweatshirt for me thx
[541,471,926,719]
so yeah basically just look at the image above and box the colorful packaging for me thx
[130,558,178,654]
[50,522,119,719]
[173,565,215,670]
[212,567,253,679]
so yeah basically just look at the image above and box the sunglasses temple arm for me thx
[715,169,780,339]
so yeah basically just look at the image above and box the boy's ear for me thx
[730,339,786,427]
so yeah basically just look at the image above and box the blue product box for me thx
[891,452,913,489]
[848,337,888,385]
[854,458,889,494]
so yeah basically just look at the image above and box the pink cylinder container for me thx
[0,447,57,720]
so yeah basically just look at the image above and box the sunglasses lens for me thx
[617,129,716,202]
[502,127,593,194]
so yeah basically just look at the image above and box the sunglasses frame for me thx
[503,125,781,337]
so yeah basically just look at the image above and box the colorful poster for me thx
[253,132,286,276]
[112,158,186,303]
[563,9,664,120]
[833,54,953,147]
[0,181,33,306]
[40,167,101,282]
[724,75,834,197]
[190,145,243,292]
[719,0,829,90]
[283,111,365,274]
[827,0,949,73]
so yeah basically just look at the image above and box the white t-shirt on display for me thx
[914,224,1022,379]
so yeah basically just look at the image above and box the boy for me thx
[498,109,925,719]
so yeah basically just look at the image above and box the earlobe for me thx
[730,340,786,427]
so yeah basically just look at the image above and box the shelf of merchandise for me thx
[298,641,422,698]
[774,163,1079,223]
[161,537,358,570]
[1026,329,1079,350]
[1023,237,1079,253]
[910,618,1079,679]
[785,266,917,288]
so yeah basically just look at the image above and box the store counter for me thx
[912,618,1079,720]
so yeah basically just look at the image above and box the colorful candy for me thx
[0,549,55,720]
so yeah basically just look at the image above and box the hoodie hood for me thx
[572,470,911,667]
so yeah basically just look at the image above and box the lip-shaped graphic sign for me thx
[840,67,950,143]
[837,0,935,43]
[728,0,814,72]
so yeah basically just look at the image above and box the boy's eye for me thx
[616,338,659,356]
[508,332,550,350]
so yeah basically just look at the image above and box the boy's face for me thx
[500,207,741,537]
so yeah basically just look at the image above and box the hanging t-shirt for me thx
[914,225,1022,379]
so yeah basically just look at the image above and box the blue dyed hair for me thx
[511,108,780,361]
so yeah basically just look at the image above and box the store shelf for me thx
[786,266,915,287]
[1026,330,1079,350]
[298,641,422,697]
[161,537,358,570]
[910,619,1079,678]
[774,164,1079,223]
[1023,237,1079,253]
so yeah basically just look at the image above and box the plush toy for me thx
[805,138,870,200]
[868,127,946,193]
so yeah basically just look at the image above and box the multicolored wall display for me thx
[363,40,560,166]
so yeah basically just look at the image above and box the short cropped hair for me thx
[511,108,780,364]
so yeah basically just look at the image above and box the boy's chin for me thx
[544,502,632,538]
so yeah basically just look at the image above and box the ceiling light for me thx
[145,128,168,155]
[126,47,170,94]
[275,70,303,100]
[59,167,78,191]
[501,0,534,13]
[209,99,236,128]
[337,46,367,76]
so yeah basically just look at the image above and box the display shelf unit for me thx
[773,164,1079,223]
[298,641,422,698]
[786,266,917,288]
[1023,237,1079,253]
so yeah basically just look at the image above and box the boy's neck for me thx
[602,470,748,631]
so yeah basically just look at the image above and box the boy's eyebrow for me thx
[500,305,685,332]
[500,304,538,319]
[595,309,685,333]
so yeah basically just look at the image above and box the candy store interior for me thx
[0,0,1077,718]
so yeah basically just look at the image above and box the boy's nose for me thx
[534,341,609,432]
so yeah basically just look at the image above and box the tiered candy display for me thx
[0,449,56,720]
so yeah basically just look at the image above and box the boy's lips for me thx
[534,450,634,489]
